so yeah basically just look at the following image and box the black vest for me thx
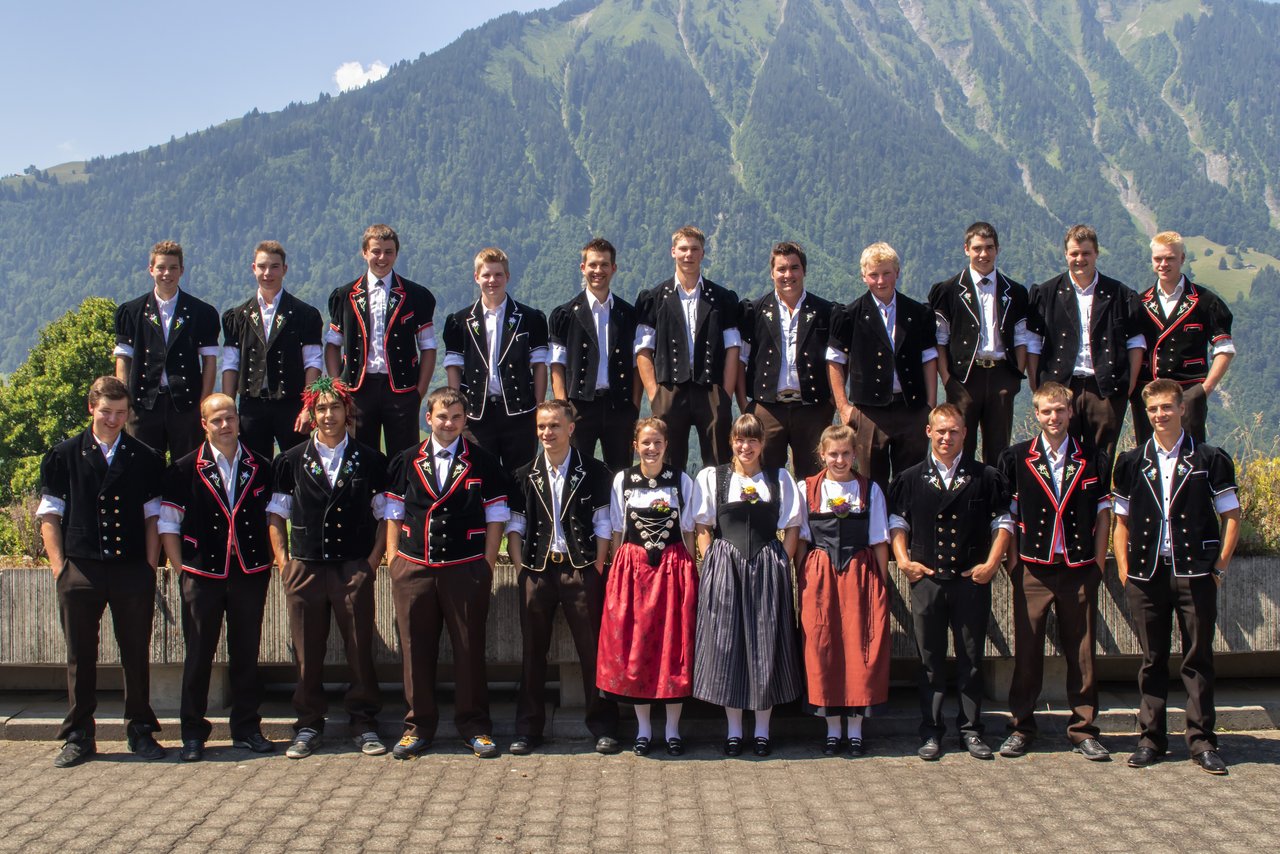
[635,277,740,386]
[888,455,1007,577]
[740,291,834,404]
[1028,273,1141,398]
[114,290,220,410]
[804,471,874,570]
[547,291,638,405]
[163,442,273,578]
[39,429,164,562]
[927,270,1029,382]
[271,437,388,562]
[389,438,508,567]
[511,448,612,571]
[713,465,782,561]
[442,298,548,419]
[1136,280,1234,386]
[327,272,436,393]
[829,291,937,407]
[1112,437,1236,580]
[221,290,324,400]
[620,466,686,566]
[998,436,1104,568]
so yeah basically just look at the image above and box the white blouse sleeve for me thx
[692,467,718,526]
[679,473,700,533]
[868,481,889,546]
[777,469,805,530]
[609,472,626,534]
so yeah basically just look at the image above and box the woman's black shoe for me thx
[724,737,744,757]
[633,736,651,756]
[666,737,685,756]
[822,737,843,756]
[753,737,772,757]
[847,737,866,757]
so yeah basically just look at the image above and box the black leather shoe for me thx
[53,740,96,768]
[1192,749,1228,775]
[595,736,621,755]
[847,737,866,757]
[1073,737,1111,761]
[753,737,772,757]
[821,737,842,757]
[963,735,994,760]
[128,732,166,761]
[1127,746,1165,768]
[999,733,1032,758]
[509,737,537,755]
[918,738,942,761]
[632,736,652,756]
[724,737,744,757]
[180,739,204,762]
[665,737,684,756]
[232,732,275,754]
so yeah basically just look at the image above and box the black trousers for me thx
[352,374,422,459]
[466,404,537,472]
[747,398,835,480]
[56,558,160,742]
[1131,381,1208,446]
[390,556,493,741]
[945,363,1022,464]
[516,564,619,740]
[848,399,929,492]
[570,395,638,471]
[910,574,991,740]
[1125,561,1218,754]
[650,381,732,474]
[128,390,203,461]
[1067,376,1127,486]
[1007,561,1101,742]
[179,567,271,742]
[282,558,382,734]
[239,394,308,459]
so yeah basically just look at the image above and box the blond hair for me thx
[860,242,900,274]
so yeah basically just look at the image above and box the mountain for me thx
[2,0,1279,430]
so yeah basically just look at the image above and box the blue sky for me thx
[0,0,550,177]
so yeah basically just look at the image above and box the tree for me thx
[1219,256,1229,270]
[0,297,116,502]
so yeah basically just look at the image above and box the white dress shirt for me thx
[222,289,324,373]
[1069,273,1146,376]
[933,269,1037,358]
[266,434,388,520]
[504,452,612,547]
[112,289,220,386]
[551,290,613,391]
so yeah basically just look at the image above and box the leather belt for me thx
[973,358,1002,369]
[775,391,804,404]
[549,551,568,564]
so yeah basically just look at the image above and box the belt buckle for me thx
[975,358,999,369]
[776,391,802,404]
[550,551,566,564]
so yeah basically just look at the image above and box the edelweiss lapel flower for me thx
[1036,463,1051,478]
[356,295,367,312]
[953,474,970,490]
[1146,468,1159,482]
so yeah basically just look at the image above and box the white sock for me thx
[634,704,652,740]
[848,714,864,741]
[754,707,773,739]
[725,707,744,739]
[665,703,683,740]
[825,716,842,738]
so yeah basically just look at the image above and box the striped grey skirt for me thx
[692,539,803,710]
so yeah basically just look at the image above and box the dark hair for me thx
[1141,378,1184,405]
[534,399,575,421]
[964,222,999,250]
[581,237,616,265]
[254,240,287,264]
[150,240,184,267]
[633,417,668,441]
[362,224,400,252]
[769,241,807,273]
[730,413,765,442]
[1064,224,1098,252]
[426,386,468,415]
[87,376,130,408]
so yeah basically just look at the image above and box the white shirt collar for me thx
[1041,433,1069,460]
[313,433,349,458]
[1154,432,1186,459]
[482,297,508,317]
[544,450,573,478]
[872,292,897,311]
[210,442,241,469]
[969,267,996,287]
[676,276,703,297]
[930,452,962,479]
[92,431,122,457]
[153,288,179,307]
[431,436,461,458]
[1071,272,1099,294]
[257,288,283,308]
[1157,276,1186,301]
[586,290,612,312]
[776,290,807,314]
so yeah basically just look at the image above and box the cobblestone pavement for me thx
[3,732,1279,853]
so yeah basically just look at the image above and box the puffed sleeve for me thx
[301,303,323,347]
[692,467,719,526]
[826,303,851,364]
[609,471,627,534]
[526,307,550,352]
[442,311,465,361]
[679,472,699,533]
[113,301,135,358]
[1110,450,1137,513]
[776,468,805,531]
[995,447,1020,520]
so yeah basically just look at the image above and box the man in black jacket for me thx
[828,242,938,490]
[929,222,1032,463]
[548,238,640,470]
[1113,379,1240,775]
[38,377,166,767]
[160,393,275,762]
[737,241,835,480]
[506,400,619,754]
[222,241,324,457]
[268,378,389,759]
[1027,225,1145,484]
[114,240,220,460]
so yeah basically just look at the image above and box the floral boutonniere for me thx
[145,306,160,327]
[249,310,261,327]
[341,456,356,477]
[804,311,815,323]
[650,497,672,514]
[1146,467,1159,482]
[953,474,970,490]
[451,461,465,480]
[238,469,252,488]
[1064,462,1078,480]
[306,458,325,479]
[356,295,367,312]
[469,318,481,335]
[1176,462,1190,477]
[172,315,185,332]
[827,495,852,518]
[506,315,517,331]
[274,313,284,330]
[740,484,760,504]
[1036,463,1051,478]
[926,473,942,489]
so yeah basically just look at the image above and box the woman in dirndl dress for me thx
[692,412,804,757]
[798,424,891,757]
[596,417,699,757]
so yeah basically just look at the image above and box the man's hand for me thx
[839,402,856,426]
[963,561,999,584]
[898,560,934,583]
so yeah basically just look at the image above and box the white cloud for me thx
[334,61,390,92]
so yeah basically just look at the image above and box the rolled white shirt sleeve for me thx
[113,343,135,358]
[417,324,437,352]
[888,513,910,533]
[934,314,952,346]
[484,499,512,524]
[592,507,611,540]
[1126,334,1146,351]
[384,494,406,520]
[371,493,387,520]
[157,503,185,536]
[529,346,551,366]
[549,342,569,366]
[442,352,465,369]
[36,495,66,517]
[143,497,163,521]
[634,324,657,354]
[506,512,528,537]
[222,346,241,373]
[722,328,743,350]
[922,347,939,363]
[323,326,343,347]
[1012,319,1036,350]
[825,346,848,365]
[266,493,293,519]
[302,345,324,372]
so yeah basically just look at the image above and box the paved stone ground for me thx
[2,731,1279,853]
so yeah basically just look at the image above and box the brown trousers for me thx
[570,395,638,472]
[651,382,732,474]
[127,391,202,462]
[944,364,1022,464]
[282,558,382,734]
[390,555,493,740]
[848,400,928,492]
[56,558,160,742]
[516,565,619,739]
[1007,561,1101,743]
[1067,376,1127,486]
[747,399,835,480]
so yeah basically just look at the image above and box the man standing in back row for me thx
[326,224,437,458]
[1027,225,1144,484]
[635,226,741,473]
